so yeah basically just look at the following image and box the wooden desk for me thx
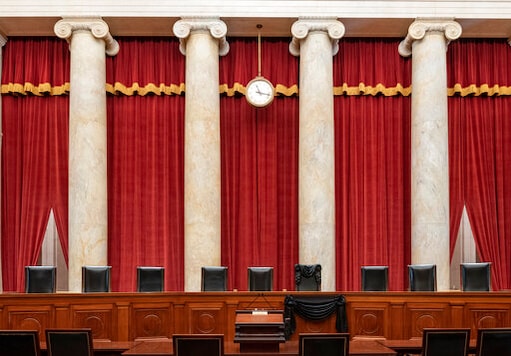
[379,339,477,356]
[40,340,134,356]
[122,339,396,356]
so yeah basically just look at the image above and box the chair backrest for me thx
[45,329,93,356]
[298,333,350,356]
[475,328,511,356]
[201,266,228,291]
[460,262,491,291]
[0,330,41,356]
[408,264,436,291]
[361,266,388,291]
[422,328,470,356]
[173,334,224,356]
[82,266,111,292]
[295,264,321,291]
[247,267,273,291]
[137,266,165,292]
[25,265,56,293]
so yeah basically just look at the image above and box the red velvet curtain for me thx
[1,38,69,291]
[334,39,412,291]
[106,38,185,291]
[448,39,511,290]
[220,38,299,291]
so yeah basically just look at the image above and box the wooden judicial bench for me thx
[0,291,510,354]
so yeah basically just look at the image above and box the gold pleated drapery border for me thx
[3,82,511,97]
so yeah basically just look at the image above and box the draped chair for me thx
[0,330,41,356]
[421,328,470,356]
[45,329,93,356]
[475,328,511,356]
[25,265,56,293]
[137,266,164,292]
[460,262,491,291]
[360,266,388,291]
[201,266,228,291]
[247,267,273,291]
[82,266,111,293]
[295,264,321,291]
[173,334,224,356]
[298,333,349,356]
[408,264,437,291]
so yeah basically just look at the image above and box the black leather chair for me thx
[460,262,491,291]
[421,328,470,356]
[298,333,350,356]
[361,266,388,291]
[0,330,41,356]
[137,266,164,292]
[201,266,228,291]
[45,329,93,356]
[475,328,511,356]
[408,264,437,291]
[173,334,224,356]
[25,265,56,293]
[82,266,111,292]
[295,264,321,291]
[247,267,273,291]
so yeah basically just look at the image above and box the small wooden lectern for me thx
[234,310,286,353]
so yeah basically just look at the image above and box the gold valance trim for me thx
[3,82,511,97]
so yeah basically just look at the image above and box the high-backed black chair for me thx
[173,334,224,356]
[201,266,228,291]
[25,265,56,293]
[298,333,350,356]
[475,328,511,356]
[421,328,470,356]
[82,266,111,293]
[248,267,273,291]
[137,266,164,292]
[361,266,388,291]
[460,262,491,291]
[0,330,41,356]
[408,264,437,291]
[295,264,321,291]
[45,329,93,356]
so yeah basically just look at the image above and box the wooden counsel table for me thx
[122,339,397,356]
[378,338,477,356]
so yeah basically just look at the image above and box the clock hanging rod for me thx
[257,23,262,77]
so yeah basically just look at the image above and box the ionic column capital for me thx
[173,17,229,56]
[54,17,119,56]
[0,35,7,47]
[399,18,462,57]
[289,17,345,57]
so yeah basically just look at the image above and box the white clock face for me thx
[246,78,275,107]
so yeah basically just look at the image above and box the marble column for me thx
[0,35,6,292]
[399,18,462,291]
[290,18,345,291]
[173,18,229,291]
[54,18,119,292]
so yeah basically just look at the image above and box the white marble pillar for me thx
[173,18,229,291]
[290,18,345,291]
[0,35,7,292]
[399,18,462,291]
[54,18,119,292]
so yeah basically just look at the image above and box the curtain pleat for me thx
[334,39,412,291]
[448,39,511,290]
[220,39,299,291]
[106,38,185,291]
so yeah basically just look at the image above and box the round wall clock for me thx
[245,76,275,108]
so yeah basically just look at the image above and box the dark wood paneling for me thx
[1,291,510,343]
